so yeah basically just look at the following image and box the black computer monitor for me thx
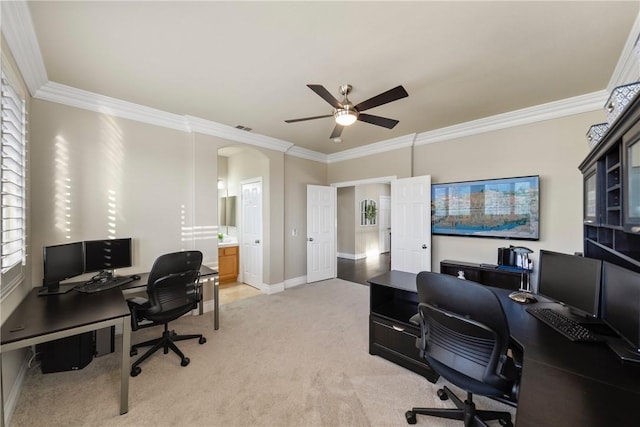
[41,241,85,295]
[84,238,132,277]
[537,250,603,318]
[602,262,640,363]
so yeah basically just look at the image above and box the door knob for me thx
[422,244,428,249]
[308,238,314,242]
[255,240,260,244]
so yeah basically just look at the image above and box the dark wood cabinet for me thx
[439,260,524,290]
[580,91,640,273]
[368,271,438,383]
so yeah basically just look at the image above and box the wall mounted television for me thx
[431,175,540,240]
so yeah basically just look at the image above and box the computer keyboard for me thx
[526,307,604,343]
[75,276,134,293]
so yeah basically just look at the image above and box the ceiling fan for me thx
[285,84,409,139]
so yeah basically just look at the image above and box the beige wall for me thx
[328,146,411,183]
[284,155,327,281]
[337,187,356,256]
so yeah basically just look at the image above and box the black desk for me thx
[368,271,640,427]
[0,288,131,427]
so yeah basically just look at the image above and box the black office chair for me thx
[406,271,519,427]
[128,251,206,377]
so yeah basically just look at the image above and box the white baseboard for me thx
[260,282,284,294]
[284,275,307,289]
[337,252,366,260]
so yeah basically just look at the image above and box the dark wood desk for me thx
[0,288,131,427]
[368,271,640,427]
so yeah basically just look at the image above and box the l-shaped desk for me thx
[0,266,218,427]
[368,270,640,427]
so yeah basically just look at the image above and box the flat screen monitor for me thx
[84,238,132,275]
[537,250,603,318]
[41,242,84,295]
[602,262,640,361]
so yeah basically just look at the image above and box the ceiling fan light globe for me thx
[334,108,358,126]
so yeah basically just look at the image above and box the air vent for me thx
[235,125,252,132]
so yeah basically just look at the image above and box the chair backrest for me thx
[416,271,513,393]
[145,251,203,318]
[148,250,203,285]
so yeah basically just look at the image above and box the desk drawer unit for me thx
[369,314,438,383]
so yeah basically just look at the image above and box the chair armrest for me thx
[127,297,149,331]
[409,313,420,325]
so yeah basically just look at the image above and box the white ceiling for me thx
[22,1,640,155]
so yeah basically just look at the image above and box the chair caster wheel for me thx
[437,388,448,401]
[130,366,141,377]
[405,411,417,425]
[199,337,206,344]
[181,357,190,367]
[130,349,138,357]
[499,419,513,427]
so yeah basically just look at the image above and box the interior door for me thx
[241,178,262,288]
[391,175,432,273]
[307,185,337,283]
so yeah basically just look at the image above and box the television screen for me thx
[431,175,539,240]
[84,238,132,273]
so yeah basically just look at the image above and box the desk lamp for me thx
[508,246,537,303]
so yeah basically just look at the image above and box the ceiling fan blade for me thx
[329,125,344,139]
[354,85,408,112]
[284,114,333,123]
[358,113,399,129]
[307,84,342,109]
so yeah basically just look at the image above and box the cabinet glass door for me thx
[584,168,598,224]
[626,138,640,231]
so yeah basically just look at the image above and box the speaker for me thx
[38,332,94,374]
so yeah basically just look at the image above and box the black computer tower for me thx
[38,332,94,374]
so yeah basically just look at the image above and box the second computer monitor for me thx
[84,238,132,274]
[602,261,640,357]
[537,250,603,318]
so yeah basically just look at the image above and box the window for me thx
[360,199,377,226]
[1,70,27,298]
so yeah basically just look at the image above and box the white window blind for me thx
[1,70,27,297]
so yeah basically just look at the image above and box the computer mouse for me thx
[131,275,141,281]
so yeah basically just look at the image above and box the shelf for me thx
[607,184,621,192]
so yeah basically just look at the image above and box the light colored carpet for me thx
[8,279,515,426]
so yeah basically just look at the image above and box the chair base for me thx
[130,323,206,377]
[405,386,513,427]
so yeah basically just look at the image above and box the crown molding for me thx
[185,116,293,153]
[326,134,417,164]
[285,145,328,163]
[1,0,48,95]
[414,91,607,147]
[36,82,190,132]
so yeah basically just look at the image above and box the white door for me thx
[391,175,432,273]
[241,178,262,288]
[307,185,337,283]
[379,195,391,253]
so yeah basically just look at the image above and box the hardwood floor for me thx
[219,253,390,302]
[337,252,391,285]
